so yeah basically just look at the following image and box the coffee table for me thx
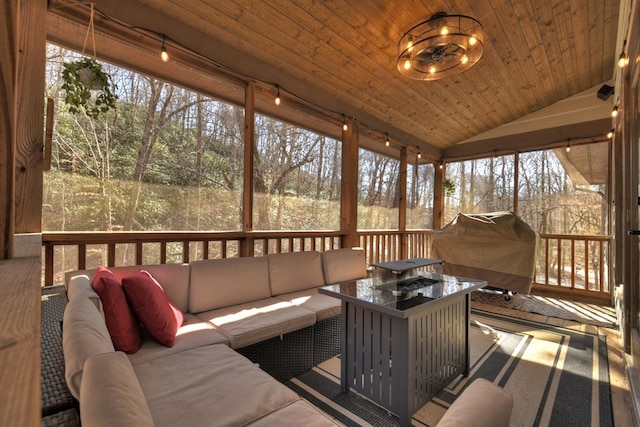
[319,274,486,427]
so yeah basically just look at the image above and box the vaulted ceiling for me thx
[47,0,622,160]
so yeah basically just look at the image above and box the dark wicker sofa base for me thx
[237,315,341,382]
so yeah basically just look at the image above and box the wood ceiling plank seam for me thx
[599,0,620,83]
[586,0,608,85]
[475,0,541,112]
[551,0,582,96]
[568,0,593,90]
[511,0,562,101]
[442,0,536,128]
[486,0,550,110]
[459,1,535,119]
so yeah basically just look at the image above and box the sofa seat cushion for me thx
[133,344,301,427]
[267,251,326,296]
[80,352,154,427]
[127,314,229,365]
[246,400,339,426]
[196,298,316,349]
[275,289,340,321]
[62,297,115,399]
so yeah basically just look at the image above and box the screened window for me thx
[407,162,435,229]
[358,150,400,229]
[44,44,244,232]
[518,143,609,235]
[252,114,341,230]
[443,155,515,224]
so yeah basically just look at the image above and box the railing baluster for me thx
[556,238,562,287]
[160,242,167,264]
[78,244,86,271]
[136,242,143,265]
[600,240,605,293]
[570,239,575,289]
[45,245,54,286]
[584,239,589,291]
[107,243,116,267]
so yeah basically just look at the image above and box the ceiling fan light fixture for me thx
[397,12,484,81]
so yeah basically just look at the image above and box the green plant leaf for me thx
[61,57,117,118]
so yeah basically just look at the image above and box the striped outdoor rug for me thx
[286,311,613,427]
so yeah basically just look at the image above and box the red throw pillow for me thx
[122,270,184,347]
[90,266,141,353]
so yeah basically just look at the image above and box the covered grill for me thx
[432,211,539,296]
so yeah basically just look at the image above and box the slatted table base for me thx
[341,294,469,427]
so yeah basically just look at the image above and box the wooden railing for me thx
[358,230,434,266]
[534,233,612,297]
[41,231,342,286]
[41,230,611,299]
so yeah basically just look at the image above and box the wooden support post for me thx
[243,82,255,257]
[0,0,17,259]
[433,160,445,229]
[15,0,45,236]
[399,147,408,259]
[341,119,359,248]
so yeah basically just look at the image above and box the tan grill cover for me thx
[432,212,539,294]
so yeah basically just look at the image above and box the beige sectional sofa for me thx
[63,248,366,426]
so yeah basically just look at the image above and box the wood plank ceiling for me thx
[47,0,620,159]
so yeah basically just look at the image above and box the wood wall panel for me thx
[14,0,46,234]
[0,0,17,259]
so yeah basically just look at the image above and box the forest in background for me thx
[44,44,434,232]
[44,44,607,237]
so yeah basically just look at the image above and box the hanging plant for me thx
[61,57,117,117]
[442,179,456,196]
[60,3,117,118]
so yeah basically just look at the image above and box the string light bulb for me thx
[160,35,169,62]
[439,160,444,170]
[611,105,618,118]
[342,116,348,131]
[617,52,628,68]
[607,129,614,139]
[385,133,390,147]
[275,86,281,106]
[565,143,570,153]
[416,147,421,159]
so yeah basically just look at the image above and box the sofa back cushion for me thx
[189,257,271,313]
[63,297,115,399]
[267,251,325,296]
[65,263,191,313]
[80,352,154,427]
[321,247,367,284]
